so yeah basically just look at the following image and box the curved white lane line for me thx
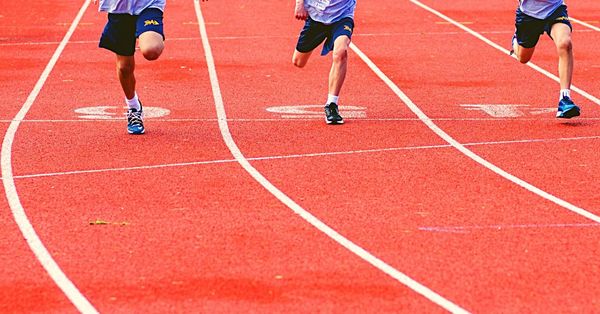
[571,17,600,32]
[350,8,600,224]
[8,134,600,180]
[1,1,98,313]
[192,1,468,313]
[410,0,600,107]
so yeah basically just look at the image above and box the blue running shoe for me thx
[556,97,580,119]
[127,102,145,134]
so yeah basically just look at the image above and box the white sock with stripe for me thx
[126,92,141,111]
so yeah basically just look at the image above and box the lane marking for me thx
[7,134,600,180]
[266,104,367,119]
[571,17,600,32]
[74,106,170,119]
[6,116,600,123]
[420,223,600,233]
[353,2,600,225]
[410,0,600,107]
[460,104,528,117]
[193,1,468,312]
[461,104,560,117]
[0,0,98,313]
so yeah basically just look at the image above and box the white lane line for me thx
[571,17,600,32]
[420,223,600,233]
[193,1,468,313]
[0,1,98,313]
[5,117,600,123]
[410,0,600,107]
[351,5,600,225]
[7,134,600,180]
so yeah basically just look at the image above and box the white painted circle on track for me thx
[266,105,367,119]
[74,106,171,119]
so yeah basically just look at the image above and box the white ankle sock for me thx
[126,93,141,111]
[560,89,571,100]
[326,94,339,105]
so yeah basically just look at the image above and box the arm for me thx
[295,0,308,20]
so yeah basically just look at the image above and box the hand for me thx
[294,2,308,20]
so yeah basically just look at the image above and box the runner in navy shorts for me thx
[293,0,357,125]
[96,0,168,134]
[99,7,165,56]
[514,4,571,49]
[296,16,354,56]
[511,1,580,119]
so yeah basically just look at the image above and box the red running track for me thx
[1,0,600,312]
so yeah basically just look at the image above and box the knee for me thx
[292,56,306,68]
[332,47,348,65]
[116,59,134,75]
[555,37,573,53]
[141,44,163,61]
[516,54,530,64]
[513,49,532,64]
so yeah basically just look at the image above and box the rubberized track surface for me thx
[2,0,600,312]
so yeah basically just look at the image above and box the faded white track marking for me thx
[420,223,600,233]
[571,17,600,32]
[6,134,600,180]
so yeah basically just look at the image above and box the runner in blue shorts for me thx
[95,0,167,134]
[293,0,357,124]
[511,0,580,119]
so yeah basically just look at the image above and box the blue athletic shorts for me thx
[295,17,354,56]
[514,5,572,49]
[99,8,165,56]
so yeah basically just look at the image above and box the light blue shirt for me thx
[305,0,356,24]
[519,0,564,19]
[99,0,165,15]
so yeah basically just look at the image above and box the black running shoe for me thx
[127,102,145,134]
[324,102,344,124]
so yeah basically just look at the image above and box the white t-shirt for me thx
[305,0,356,24]
[99,0,165,15]
[519,0,564,19]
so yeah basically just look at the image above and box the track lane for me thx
[6,0,452,312]
[0,1,101,312]
[202,0,600,311]
[354,0,600,311]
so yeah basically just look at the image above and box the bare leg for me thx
[292,49,313,68]
[116,55,136,99]
[328,35,350,96]
[512,38,536,64]
[550,23,573,90]
[139,31,164,61]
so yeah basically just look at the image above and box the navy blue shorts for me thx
[99,8,165,56]
[295,17,354,56]
[514,5,572,49]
